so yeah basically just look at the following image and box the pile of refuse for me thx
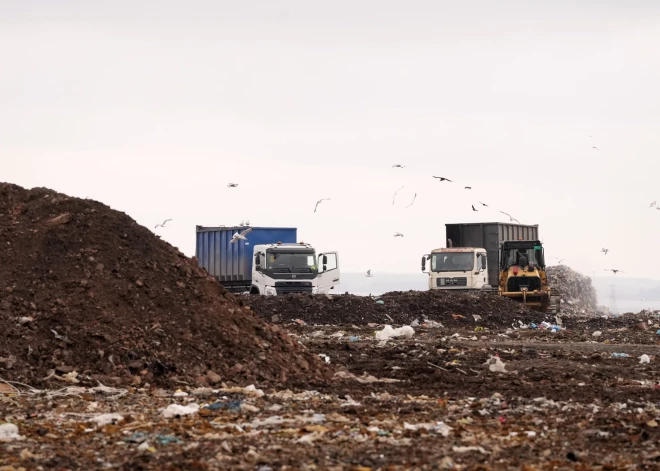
[0,184,329,388]
[248,290,534,329]
[546,265,598,316]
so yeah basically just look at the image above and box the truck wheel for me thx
[249,286,260,295]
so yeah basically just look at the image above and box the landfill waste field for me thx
[3,185,660,469]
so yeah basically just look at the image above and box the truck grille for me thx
[507,276,542,292]
[274,281,313,295]
[437,277,467,287]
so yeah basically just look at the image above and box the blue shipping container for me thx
[195,226,297,291]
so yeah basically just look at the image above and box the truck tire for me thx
[250,286,260,295]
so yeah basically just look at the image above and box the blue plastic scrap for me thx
[204,400,242,412]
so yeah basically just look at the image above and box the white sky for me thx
[3,0,660,277]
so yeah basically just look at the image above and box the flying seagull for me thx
[392,186,405,206]
[479,202,488,207]
[465,186,472,190]
[592,146,599,151]
[230,227,253,244]
[366,270,373,277]
[499,211,520,223]
[314,198,330,213]
[605,268,623,275]
[651,201,657,208]
[433,176,453,182]
[405,193,417,208]
[601,248,609,255]
[392,164,405,168]
[472,205,478,212]
[155,219,172,229]
[227,183,238,188]
[393,232,404,237]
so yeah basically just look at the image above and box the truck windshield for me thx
[431,252,474,272]
[266,252,317,273]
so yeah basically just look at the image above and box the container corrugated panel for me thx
[195,226,297,288]
[445,222,539,286]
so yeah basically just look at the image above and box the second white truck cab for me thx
[251,242,340,295]
[422,247,490,291]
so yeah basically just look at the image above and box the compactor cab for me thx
[499,240,555,312]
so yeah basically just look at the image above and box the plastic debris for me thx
[0,423,24,442]
[172,389,188,398]
[403,422,452,437]
[348,336,360,342]
[318,354,331,364]
[546,265,598,316]
[162,403,200,418]
[473,315,483,322]
[422,320,444,328]
[375,325,415,341]
[155,435,183,445]
[592,331,602,337]
[410,319,420,327]
[611,353,630,358]
[89,413,124,427]
[640,354,651,364]
[375,300,385,305]
[205,401,242,412]
[452,446,489,454]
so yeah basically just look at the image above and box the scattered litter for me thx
[403,422,452,437]
[422,320,444,328]
[162,403,200,418]
[0,423,24,442]
[411,319,420,327]
[318,354,331,364]
[592,331,602,337]
[375,300,385,305]
[205,401,242,412]
[173,390,189,398]
[294,319,307,326]
[348,336,360,342]
[611,353,631,358]
[452,446,489,454]
[640,354,651,364]
[473,315,482,322]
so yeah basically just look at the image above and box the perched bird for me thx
[472,205,478,212]
[405,193,417,208]
[393,232,404,237]
[465,186,472,190]
[246,219,250,226]
[499,211,520,223]
[601,248,609,255]
[227,183,239,188]
[392,164,405,168]
[592,146,599,151]
[239,220,245,226]
[366,270,373,277]
[230,227,253,244]
[479,202,488,207]
[155,219,172,229]
[605,268,623,275]
[651,201,657,208]
[433,176,453,182]
[314,198,330,213]
[392,186,405,206]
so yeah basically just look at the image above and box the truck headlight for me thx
[265,287,277,296]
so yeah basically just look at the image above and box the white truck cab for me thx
[250,242,340,295]
[422,248,490,291]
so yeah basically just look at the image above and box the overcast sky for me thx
[3,0,660,278]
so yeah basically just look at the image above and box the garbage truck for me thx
[195,226,340,295]
[421,222,559,312]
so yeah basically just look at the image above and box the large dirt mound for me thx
[0,183,329,388]
[547,265,598,316]
[248,290,535,329]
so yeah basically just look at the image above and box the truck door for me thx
[317,251,340,293]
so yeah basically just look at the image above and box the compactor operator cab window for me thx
[501,243,545,270]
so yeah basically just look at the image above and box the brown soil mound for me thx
[0,183,329,388]
[249,290,536,329]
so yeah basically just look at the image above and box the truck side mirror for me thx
[421,256,426,271]
[322,255,328,265]
[255,254,261,266]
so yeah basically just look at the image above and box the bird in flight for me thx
[650,201,657,208]
[433,176,453,182]
[393,232,404,237]
[479,202,488,207]
[227,183,238,188]
[465,186,472,190]
[499,211,520,223]
[592,146,599,151]
[601,248,609,255]
[314,198,330,213]
[392,164,405,168]
[155,219,172,229]
[366,270,373,277]
[392,186,405,206]
[472,205,478,212]
[405,193,417,208]
[605,268,623,275]
[230,227,253,244]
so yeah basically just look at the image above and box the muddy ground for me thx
[3,315,660,470]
